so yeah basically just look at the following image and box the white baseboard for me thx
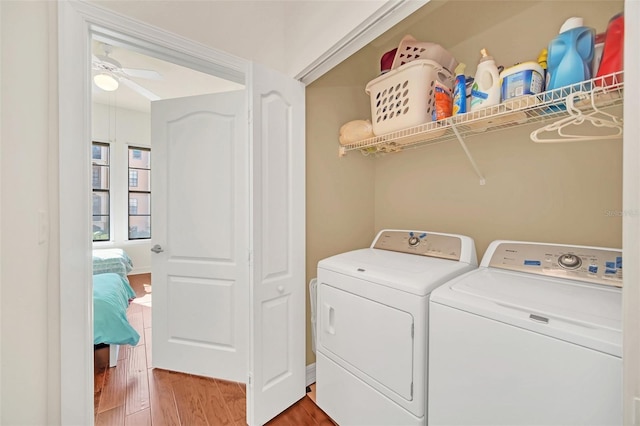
[306,362,316,386]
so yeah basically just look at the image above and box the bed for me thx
[93,249,140,367]
[92,248,134,280]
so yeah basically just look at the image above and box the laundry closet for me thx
[305,0,625,368]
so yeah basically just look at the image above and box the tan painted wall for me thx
[374,125,623,259]
[305,52,379,364]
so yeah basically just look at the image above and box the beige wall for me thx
[374,125,623,259]
[305,51,379,363]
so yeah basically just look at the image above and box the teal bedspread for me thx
[93,273,140,346]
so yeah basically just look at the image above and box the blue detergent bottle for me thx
[546,17,595,92]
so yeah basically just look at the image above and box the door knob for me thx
[150,244,164,253]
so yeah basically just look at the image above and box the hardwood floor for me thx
[94,273,334,426]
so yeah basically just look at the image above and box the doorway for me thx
[90,34,248,420]
[60,3,306,425]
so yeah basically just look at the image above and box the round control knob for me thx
[408,236,420,247]
[558,254,582,270]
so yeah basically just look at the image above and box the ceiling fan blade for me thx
[120,78,161,101]
[121,68,162,80]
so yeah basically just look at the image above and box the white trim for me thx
[0,1,3,421]
[623,1,640,424]
[306,363,316,387]
[59,1,250,423]
[294,0,428,85]
[58,3,93,424]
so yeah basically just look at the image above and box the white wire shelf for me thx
[339,71,624,158]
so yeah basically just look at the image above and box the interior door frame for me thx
[58,2,248,423]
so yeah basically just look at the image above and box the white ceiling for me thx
[88,0,431,114]
[91,40,244,113]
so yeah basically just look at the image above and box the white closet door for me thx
[151,90,249,382]
[247,62,306,426]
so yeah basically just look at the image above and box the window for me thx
[92,142,110,241]
[129,170,138,188]
[128,146,151,239]
[129,198,138,215]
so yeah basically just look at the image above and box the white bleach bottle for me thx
[470,48,501,111]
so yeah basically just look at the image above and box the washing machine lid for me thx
[430,267,622,356]
[318,248,476,296]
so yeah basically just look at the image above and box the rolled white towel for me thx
[339,119,374,145]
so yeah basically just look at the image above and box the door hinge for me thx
[410,381,413,398]
[411,323,414,338]
[248,249,253,265]
[248,374,252,385]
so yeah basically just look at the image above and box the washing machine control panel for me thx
[372,230,462,261]
[487,242,622,287]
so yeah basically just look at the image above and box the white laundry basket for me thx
[309,278,318,354]
[365,59,454,135]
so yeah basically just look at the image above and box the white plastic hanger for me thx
[530,88,623,143]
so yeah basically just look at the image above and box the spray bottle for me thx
[470,49,501,111]
[452,63,467,115]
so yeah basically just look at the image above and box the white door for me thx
[151,90,248,382]
[247,62,306,425]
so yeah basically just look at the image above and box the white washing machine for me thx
[316,229,478,426]
[428,240,623,426]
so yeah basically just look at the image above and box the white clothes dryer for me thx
[428,240,623,426]
[316,229,478,426]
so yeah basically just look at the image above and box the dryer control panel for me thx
[486,241,622,287]
[372,230,462,261]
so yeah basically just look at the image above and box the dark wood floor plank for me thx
[128,274,150,296]
[96,404,126,426]
[236,382,246,396]
[94,362,107,412]
[148,369,181,426]
[126,345,150,415]
[298,396,336,425]
[215,379,246,425]
[190,375,235,426]
[99,358,129,413]
[171,373,210,426]
[266,397,318,426]
[125,408,152,426]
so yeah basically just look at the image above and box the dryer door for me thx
[318,283,414,400]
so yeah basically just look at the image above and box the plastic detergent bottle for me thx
[595,12,624,85]
[452,63,467,115]
[470,49,501,111]
[546,17,595,91]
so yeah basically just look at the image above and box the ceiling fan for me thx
[92,43,162,101]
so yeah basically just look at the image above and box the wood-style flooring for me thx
[94,273,334,426]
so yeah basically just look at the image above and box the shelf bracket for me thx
[450,120,486,185]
